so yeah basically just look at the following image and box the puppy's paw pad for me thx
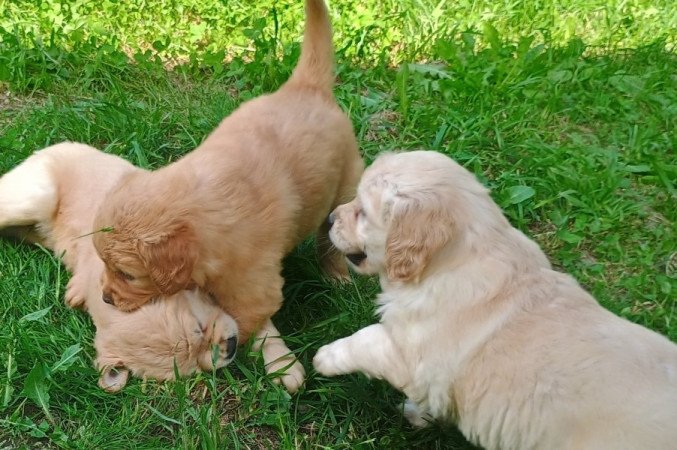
[266,356,306,394]
[402,399,433,428]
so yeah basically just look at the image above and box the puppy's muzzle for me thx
[102,292,114,305]
[327,212,336,228]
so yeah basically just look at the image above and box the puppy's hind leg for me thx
[0,151,57,229]
[317,155,363,281]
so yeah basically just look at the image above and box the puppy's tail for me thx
[284,0,334,93]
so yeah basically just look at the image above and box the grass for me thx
[0,0,675,448]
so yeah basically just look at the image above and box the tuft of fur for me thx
[284,0,335,92]
[0,143,238,392]
[315,150,677,450]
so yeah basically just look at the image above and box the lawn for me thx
[0,0,675,448]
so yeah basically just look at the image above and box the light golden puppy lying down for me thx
[0,142,238,392]
[91,0,363,393]
[314,151,677,450]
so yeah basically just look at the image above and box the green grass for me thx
[1,0,675,448]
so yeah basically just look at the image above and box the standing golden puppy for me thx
[0,143,238,392]
[92,0,363,392]
[314,151,677,450]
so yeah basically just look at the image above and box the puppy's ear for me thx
[385,196,453,283]
[137,224,198,295]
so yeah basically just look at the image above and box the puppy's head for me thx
[330,151,476,283]
[96,288,238,392]
[93,180,198,311]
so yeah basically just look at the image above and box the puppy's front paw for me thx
[65,273,88,309]
[313,341,350,377]
[266,355,306,394]
[402,399,433,428]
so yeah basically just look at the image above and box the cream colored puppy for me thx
[314,150,677,450]
[0,142,239,392]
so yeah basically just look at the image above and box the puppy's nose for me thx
[226,335,238,359]
[327,212,336,227]
[102,292,114,305]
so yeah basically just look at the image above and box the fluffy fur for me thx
[0,143,238,392]
[314,150,677,450]
[92,0,363,392]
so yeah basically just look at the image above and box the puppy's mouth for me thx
[346,252,367,266]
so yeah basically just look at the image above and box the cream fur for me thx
[315,150,677,450]
[0,143,238,392]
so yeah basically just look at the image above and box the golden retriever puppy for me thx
[92,0,363,392]
[314,150,677,450]
[0,142,238,392]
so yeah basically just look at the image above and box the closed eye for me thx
[116,270,135,282]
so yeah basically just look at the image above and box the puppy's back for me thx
[458,270,677,450]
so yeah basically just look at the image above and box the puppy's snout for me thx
[102,292,114,305]
[226,335,238,359]
[327,212,336,227]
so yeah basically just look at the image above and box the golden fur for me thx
[314,150,677,450]
[0,143,238,392]
[92,0,363,392]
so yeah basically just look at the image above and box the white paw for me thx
[402,399,433,428]
[313,341,348,377]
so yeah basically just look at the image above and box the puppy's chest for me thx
[379,299,486,407]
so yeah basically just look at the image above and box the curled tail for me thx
[285,0,334,93]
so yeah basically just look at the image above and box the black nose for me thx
[327,212,336,226]
[226,335,237,359]
[102,292,114,305]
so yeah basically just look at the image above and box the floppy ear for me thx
[137,224,198,295]
[385,195,453,283]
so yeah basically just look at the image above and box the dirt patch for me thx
[0,84,45,129]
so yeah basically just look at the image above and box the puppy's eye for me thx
[117,270,135,281]
[356,208,365,220]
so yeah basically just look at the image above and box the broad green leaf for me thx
[505,186,535,205]
[19,306,52,323]
[51,344,82,373]
[557,230,583,244]
[483,22,501,50]
[23,363,53,422]
[623,164,651,173]
[408,63,451,79]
